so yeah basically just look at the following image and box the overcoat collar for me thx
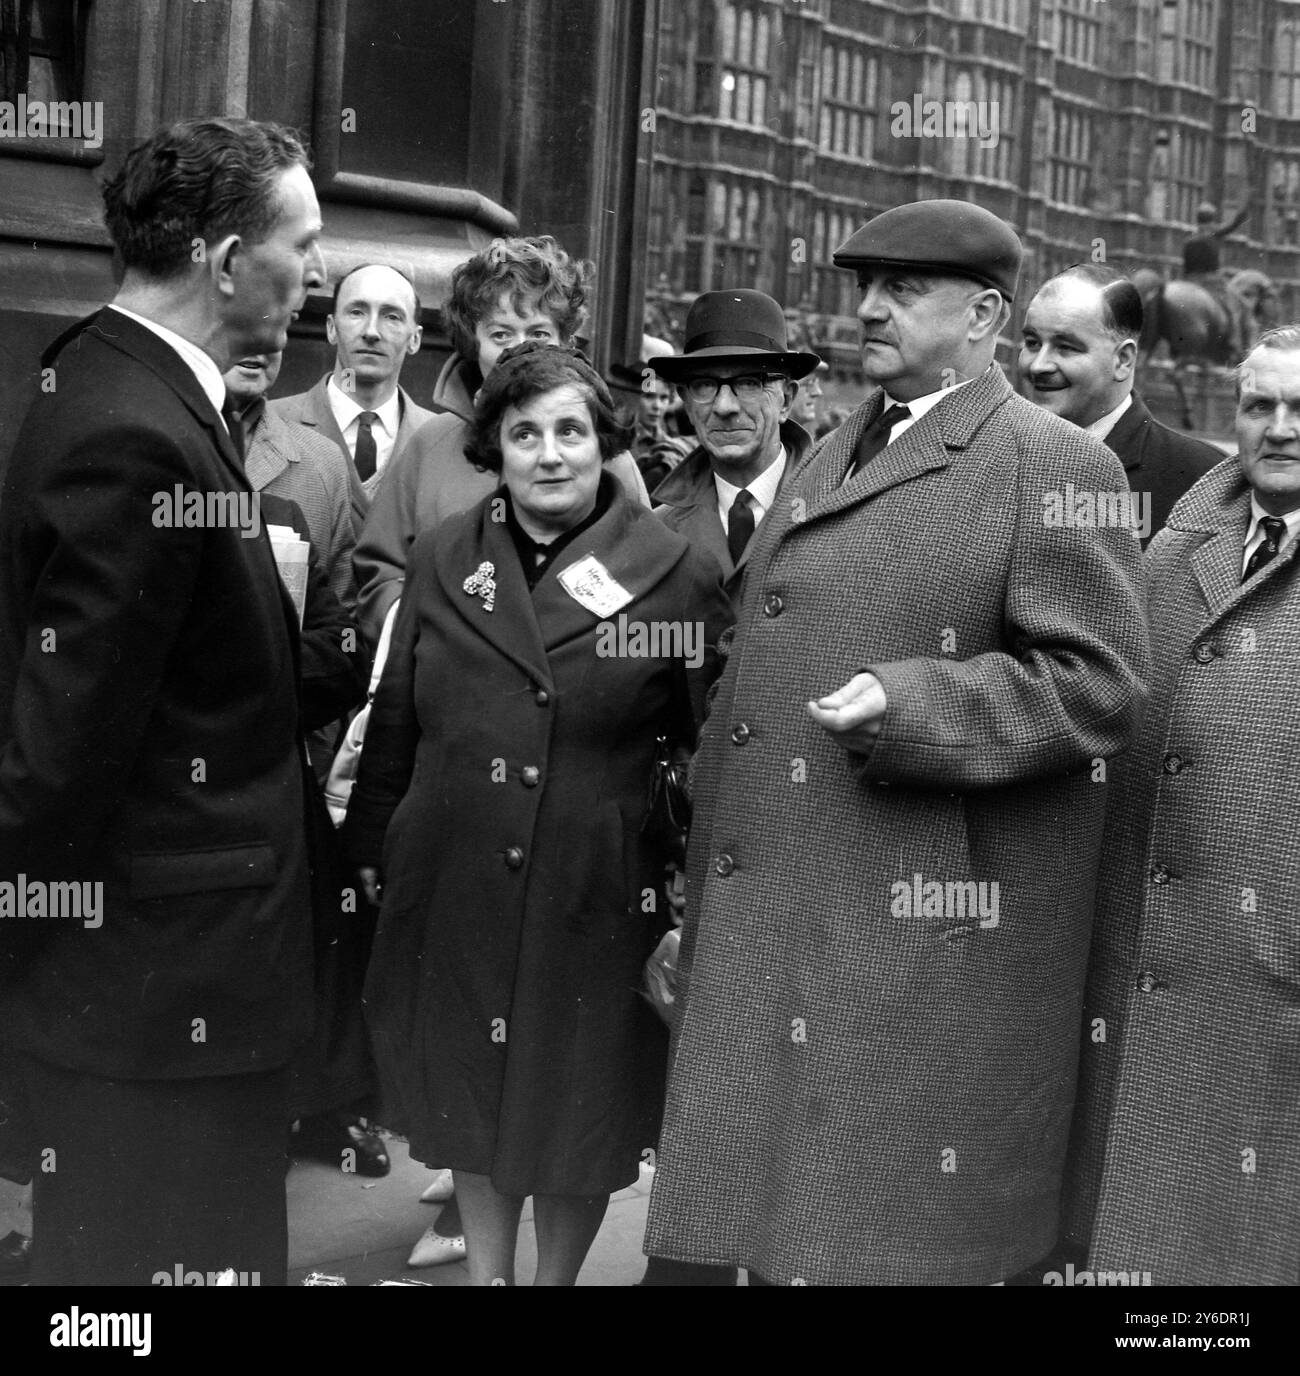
[651,419,808,577]
[1163,457,1300,616]
[792,364,1014,526]
[244,403,297,492]
[435,471,691,689]
[430,352,479,423]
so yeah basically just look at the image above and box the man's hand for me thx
[358,866,383,907]
[806,671,887,755]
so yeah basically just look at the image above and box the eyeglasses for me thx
[683,373,785,405]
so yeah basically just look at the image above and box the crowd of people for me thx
[0,115,1296,1288]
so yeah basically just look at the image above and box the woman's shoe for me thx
[406,1225,467,1268]
[418,1168,454,1203]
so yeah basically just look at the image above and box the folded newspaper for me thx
[266,524,308,625]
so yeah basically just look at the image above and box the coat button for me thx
[521,766,540,787]
[504,847,524,869]
[1136,971,1161,993]
[763,593,784,617]
[1150,863,1171,885]
[714,853,735,876]
[1193,642,1215,664]
[535,689,550,706]
[1162,753,1185,775]
[731,723,751,745]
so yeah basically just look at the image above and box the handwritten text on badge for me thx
[557,555,634,617]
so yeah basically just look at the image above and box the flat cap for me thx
[832,200,1022,300]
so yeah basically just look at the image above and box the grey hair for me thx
[1235,324,1300,396]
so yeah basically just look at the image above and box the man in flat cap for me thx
[644,200,1148,1284]
[650,289,820,607]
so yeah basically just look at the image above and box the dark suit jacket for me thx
[1104,392,1222,546]
[0,308,315,1080]
[269,375,435,531]
[649,420,812,609]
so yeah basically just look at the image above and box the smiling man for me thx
[649,290,819,608]
[1020,265,1220,545]
[1060,324,1300,1284]
[0,117,326,1285]
[272,262,435,523]
[644,200,1148,1286]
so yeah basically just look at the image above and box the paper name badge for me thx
[557,554,634,617]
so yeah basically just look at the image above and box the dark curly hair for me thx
[465,342,633,474]
[444,236,592,362]
[102,117,311,279]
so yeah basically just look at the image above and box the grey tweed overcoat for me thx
[643,365,1150,1284]
[1062,460,1300,1285]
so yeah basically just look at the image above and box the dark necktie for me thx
[221,400,245,465]
[354,411,379,482]
[727,489,756,566]
[1243,516,1287,582]
[849,402,911,477]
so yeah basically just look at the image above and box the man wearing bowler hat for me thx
[650,290,820,608]
[644,201,1149,1284]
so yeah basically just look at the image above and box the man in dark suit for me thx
[649,290,819,609]
[271,263,434,526]
[1020,264,1222,545]
[0,116,326,1285]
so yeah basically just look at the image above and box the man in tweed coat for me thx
[1060,326,1300,1285]
[643,201,1149,1285]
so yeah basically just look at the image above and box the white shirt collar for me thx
[1245,494,1300,554]
[714,447,787,523]
[106,304,226,421]
[1084,393,1134,442]
[885,376,973,426]
[327,374,402,437]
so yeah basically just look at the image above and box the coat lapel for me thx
[1165,464,1289,618]
[434,493,553,690]
[1105,393,1152,475]
[245,407,292,492]
[72,309,302,657]
[796,366,1011,528]
[536,477,688,656]
[656,453,735,578]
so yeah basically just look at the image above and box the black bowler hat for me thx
[650,290,821,382]
[833,200,1023,301]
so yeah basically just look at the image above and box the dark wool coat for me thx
[642,365,1150,1285]
[350,366,649,647]
[1103,392,1223,548]
[651,419,812,607]
[344,476,731,1195]
[1062,459,1300,1285]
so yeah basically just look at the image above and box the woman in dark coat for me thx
[344,343,729,1285]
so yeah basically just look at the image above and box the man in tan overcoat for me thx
[643,200,1150,1285]
[1061,325,1300,1285]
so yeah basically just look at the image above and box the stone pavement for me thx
[0,1139,655,1287]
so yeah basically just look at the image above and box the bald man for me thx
[273,263,435,522]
